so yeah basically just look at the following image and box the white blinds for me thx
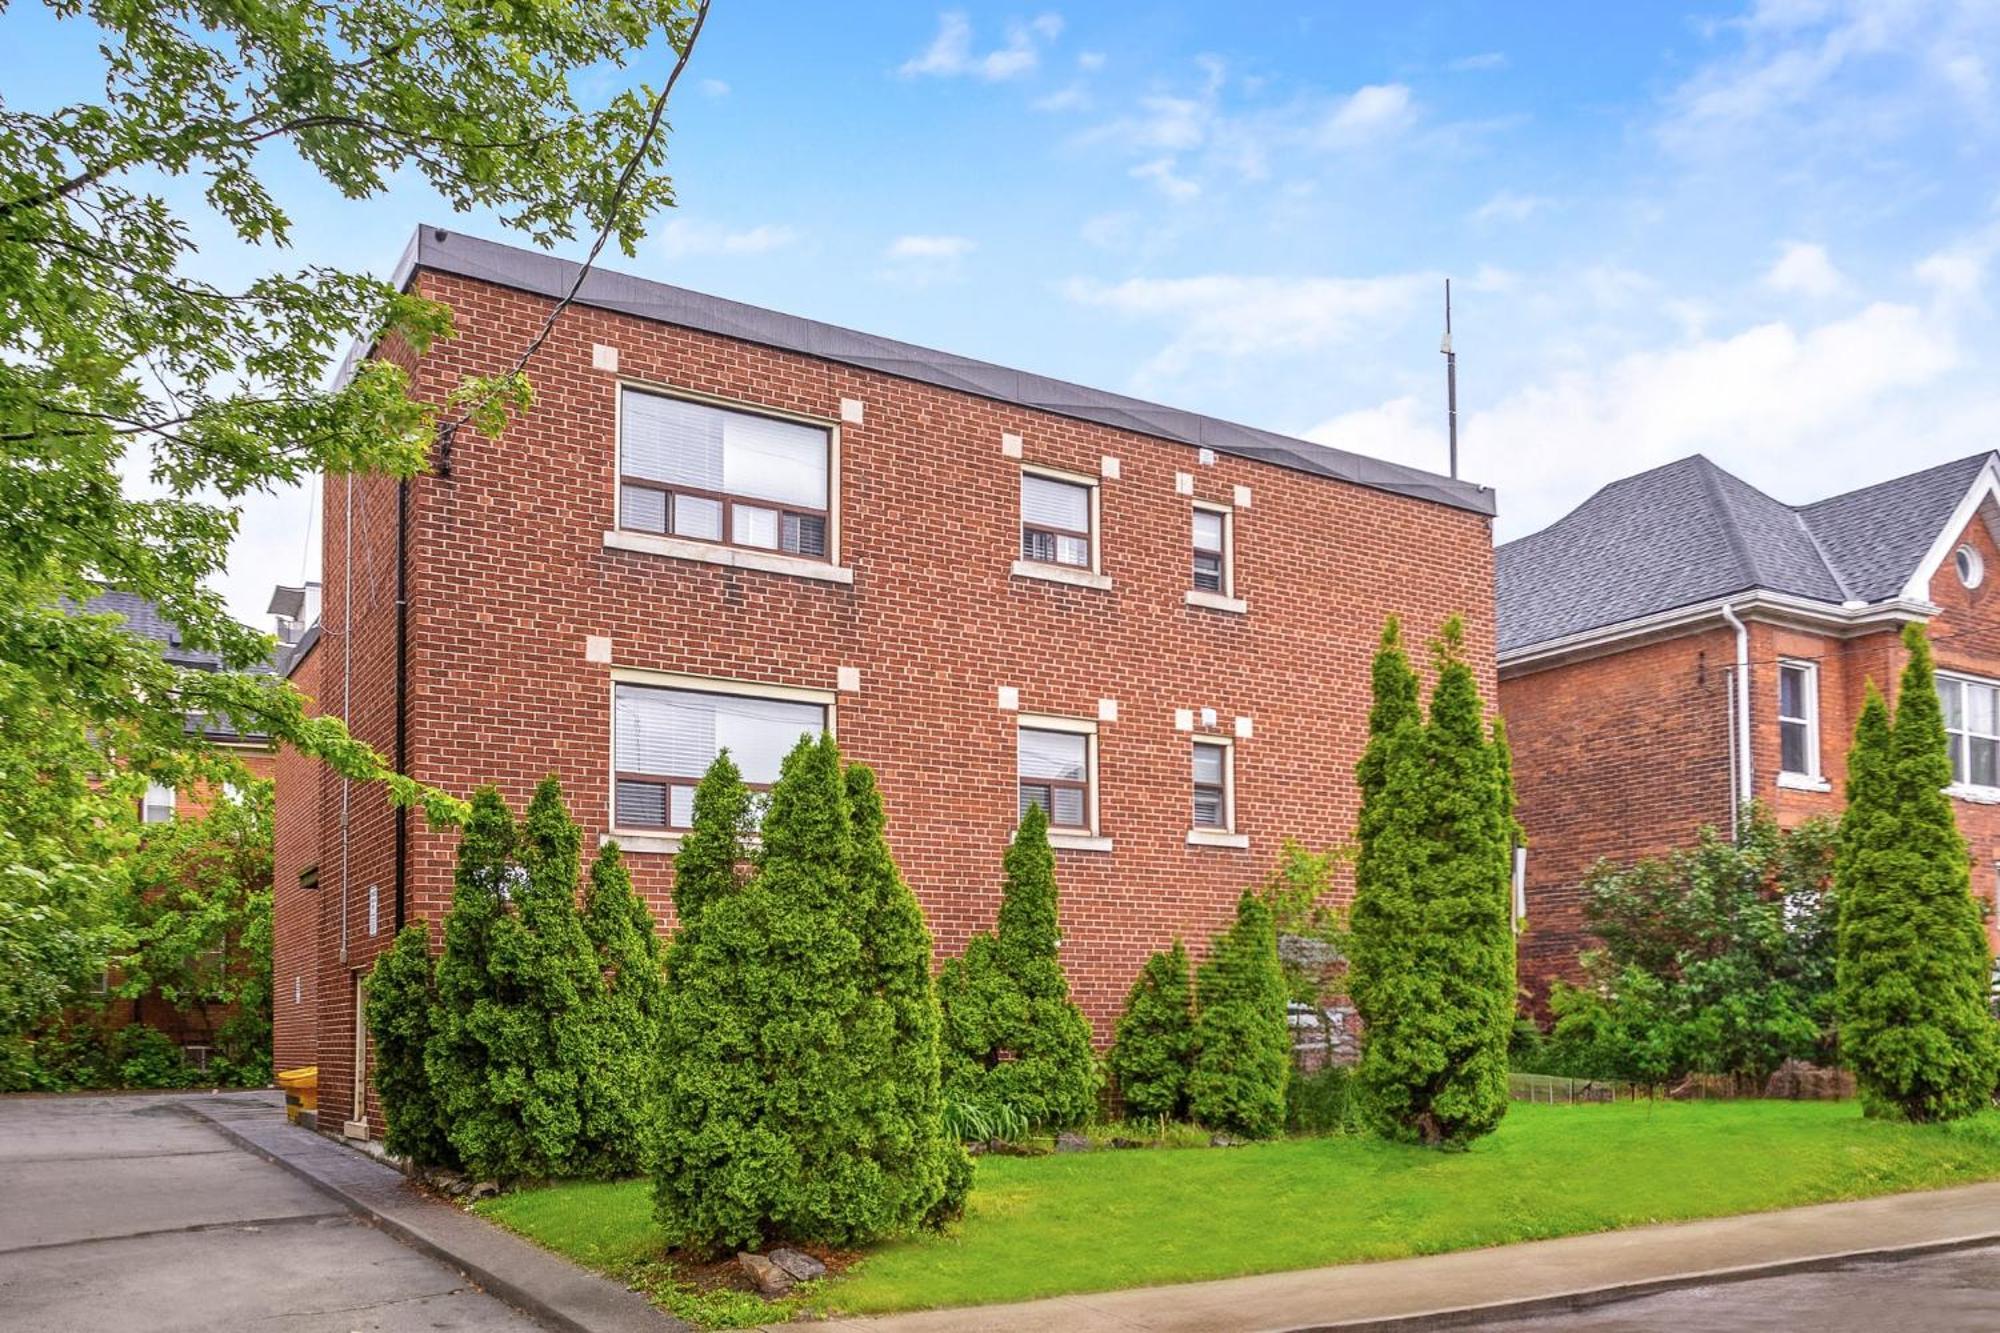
[1021,474,1089,532]
[1193,509,1224,552]
[614,684,825,785]
[1018,727,1087,780]
[621,388,827,509]
[1192,742,1225,786]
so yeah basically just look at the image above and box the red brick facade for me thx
[280,260,1498,1138]
[1504,507,2000,1002]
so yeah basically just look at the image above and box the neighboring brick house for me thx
[278,226,1497,1141]
[1499,451,2000,1001]
[80,589,281,1058]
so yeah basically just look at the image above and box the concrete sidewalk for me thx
[799,1179,2000,1333]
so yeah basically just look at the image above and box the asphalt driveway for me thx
[0,1091,545,1332]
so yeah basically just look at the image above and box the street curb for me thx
[171,1097,685,1333]
[1280,1230,2000,1331]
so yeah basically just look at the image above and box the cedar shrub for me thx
[938,802,1102,1130]
[1109,940,1196,1121]
[1188,892,1290,1138]
[364,921,456,1168]
[1836,627,2000,1121]
[570,841,669,1179]
[672,748,751,925]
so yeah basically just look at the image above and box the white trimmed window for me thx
[613,682,827,830]
[618,387,832,560]
[1018,720,1095,832]
[1192,738,1232,831]
[1777,660,1820,779]
[1020,471,1095,570]
[142,781,176,824]
[1192,505,1231,595]
[1939,673,2000,789]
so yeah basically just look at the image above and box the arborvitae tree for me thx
[656,734,958,1253]
[1186,893,1290,1137]
[1837,626,2000,1121]
[845,764,969,1227]
[365,921,456,1168]
[1108,940,1196,1120]
[938,802,1102,1129]
[672,749,751,925]
[425,788,518,1177]
[1349,618,1516,1148]
[570,842,669,1179]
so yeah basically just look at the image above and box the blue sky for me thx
[16,2,2000,625]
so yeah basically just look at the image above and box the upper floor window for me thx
[1192,506,1230,595]
[618,388,831,560]
[1939,673,2000,789]
[141,781,176,824]
[1192,738,1232,830]
[1020,472,1094,570]
[1018,721,1093,832]
[613,681,827,830]
[1777,660,1820,778]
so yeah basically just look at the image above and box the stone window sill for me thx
[1776,772,1832,793]
[1184,589,1248,615]
[1049,832,1114,853]
[602,829,683,855]
[603,530,855,585]
[1187,829,1250,849]
[1947,783,2000,806]
[1011,560,1113,592]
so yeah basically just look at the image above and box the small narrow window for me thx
[1777,661,1819,778]
[1940,674,2000,788]
[1192,739,1231,830]
[142,781,177,824]
[1192,507,1229,594]
[1018,724,1092,831]
[613,683,828,830]
[1020,473,1093,570]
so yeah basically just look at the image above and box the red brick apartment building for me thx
[1499,452,2000,1000]
[273,227,1497,1140]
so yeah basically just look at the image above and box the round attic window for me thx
[1957,545,1984,589]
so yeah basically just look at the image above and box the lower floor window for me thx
[1018,723,1092,831]
[1192,739,1231,829]
[613,682,827,829]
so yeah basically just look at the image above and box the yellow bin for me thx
[277,1066,318,1123]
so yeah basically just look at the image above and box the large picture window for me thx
[1018,724,1092,831]
[618,388,831,559]
[613,683,827,830]
[1940,673,2000,789]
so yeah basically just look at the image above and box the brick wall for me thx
[271,643,322,1073]
[285,267,1498,1135]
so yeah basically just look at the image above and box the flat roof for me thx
[387,226,1497,518]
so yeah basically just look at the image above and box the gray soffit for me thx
[392,227,1496,518]
[1497,451,1999,656]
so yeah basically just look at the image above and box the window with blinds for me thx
[618,388,831,559]
[141,781,177,824]
[1018,725,1091,830]
[1192,740,1229,830]
[1020,472,1093,568]
[612,683,827,829]
[1193,507,1227,593]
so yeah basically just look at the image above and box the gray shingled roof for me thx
[1498,452,1997,654]
[80,589,272,741]
[390,227,1495,517]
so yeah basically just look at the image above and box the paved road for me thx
[0,1091,546,1332]
[1477,1244,2000,1332]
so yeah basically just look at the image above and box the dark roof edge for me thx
[392,226,1497,518]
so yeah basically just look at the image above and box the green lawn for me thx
[478,1101,2000,1320]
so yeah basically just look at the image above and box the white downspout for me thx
[1720,602,1751,837]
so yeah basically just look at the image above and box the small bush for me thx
[1108,941,1195,1120]
[1285,1065,1361,1136]
[1188,890,1290,1140]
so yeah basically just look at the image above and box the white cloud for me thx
[1762,240,1845,296]
[1079,212,1135,249]
[1305,396,1445,473]
[1447,51,1508,73]
[1470,190,1552,225]
[900,11,1063,82]
[886,234,976,259]
[657,219,799,258]
[1129,156,1200,201]
[697,77,730,97]
[1033,84,1090,113]
[1064,271,1433,385]
[1078,51,1106,71]
[1314,83,1416,150]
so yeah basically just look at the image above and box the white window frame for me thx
[604,381,851,585]
[1186,501,1246,614]
[1939,670,2000,800]
[141,781,176,824]
[607,668,837,853]
[1017,714,1109,851]
[1187,736,1248,849]
[1774,658,1824,787]
[1013,464,1111,591]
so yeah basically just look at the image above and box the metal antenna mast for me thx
[1441,278,1458,480]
